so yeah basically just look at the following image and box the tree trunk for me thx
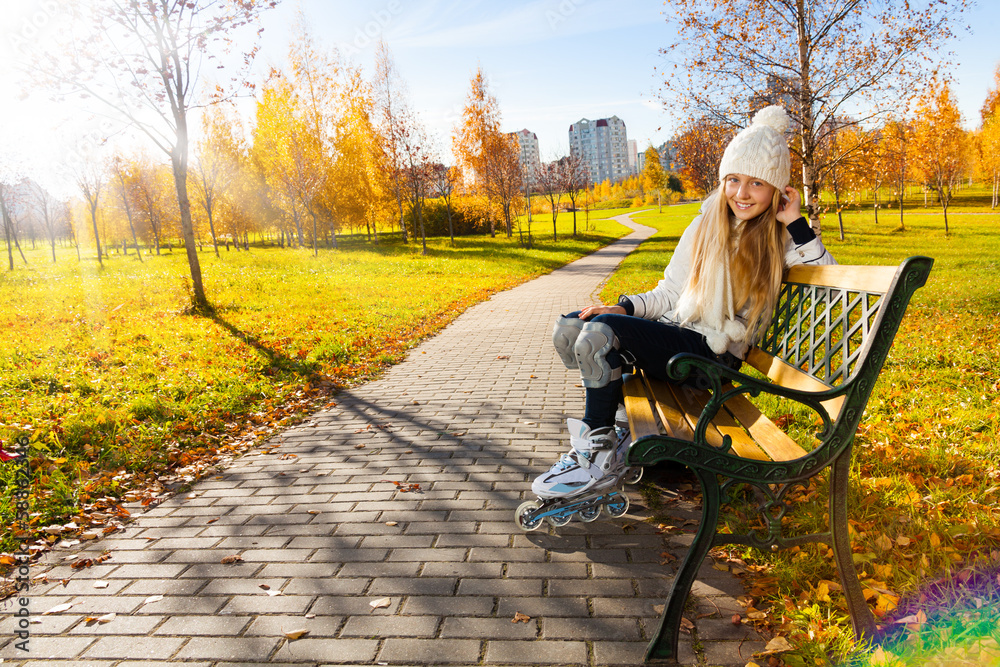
[833,172,845,242]
[169,122,209,311]
[898,178,905,232]
[418,197,427,256]
[309,207,319,257]
[90,205,103,266]
[206,206,220,258]
[397,196,407,242]
[873,191,879,226]
[795,0,820,235]
[11,225,27,266]
[938,183,950,237]
[152,219,161,255]
[446,199,454,245]
[1,197,13,271]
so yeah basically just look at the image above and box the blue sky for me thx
[1,0,998,192]
[261,0,1000,157]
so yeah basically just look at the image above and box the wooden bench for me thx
[623,256,934,663]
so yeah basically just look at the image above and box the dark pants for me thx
[566,312,741,431]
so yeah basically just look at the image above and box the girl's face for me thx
[724,174,775,221]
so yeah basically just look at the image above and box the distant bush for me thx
[592,198,635,210]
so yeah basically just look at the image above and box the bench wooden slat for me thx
[722,394,809,462]
[744,348,846,418]
[709,402,771,461]
[623,375,661,439]
[648,378,728,448]
[785,264,896,293]
[640,375,695,441]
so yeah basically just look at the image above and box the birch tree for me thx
[657,0,969,232]
[77,165,104,266]
[34,0,280,310]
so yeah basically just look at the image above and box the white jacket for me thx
[623,214,836,358]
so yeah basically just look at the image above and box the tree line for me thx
[666,69,1000,240]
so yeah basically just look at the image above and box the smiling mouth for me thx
[733,202,754,209]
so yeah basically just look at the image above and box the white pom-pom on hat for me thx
[750,105,789,134]
[717,105,792,190]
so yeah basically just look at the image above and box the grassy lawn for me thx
[600,193,1000,665]
[0,214,631,558]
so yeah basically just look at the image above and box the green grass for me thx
[597,190,1000,666]
[0,215,632,555]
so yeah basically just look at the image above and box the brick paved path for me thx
[2,212,766,666]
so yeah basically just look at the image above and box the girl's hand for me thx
[776,186,803,226]
[579,304,626,320]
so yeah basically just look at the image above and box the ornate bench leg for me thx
[830,445,877,640]
[645,467,720,662]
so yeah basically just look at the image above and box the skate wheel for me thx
[604,493,629,518]
[547,512,572,527]
[514,500,544,531]
[622,467,643,485]
[577,505,601,522]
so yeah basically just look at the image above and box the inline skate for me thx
[515,415,641,531]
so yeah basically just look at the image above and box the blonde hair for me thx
[683,181,785,340]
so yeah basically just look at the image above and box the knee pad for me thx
[552,316,585,369]
[574,321,622,388]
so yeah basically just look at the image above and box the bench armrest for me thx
[665,352,845,448]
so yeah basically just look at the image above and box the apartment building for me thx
[568,115,633,184]
[510,128,541,177]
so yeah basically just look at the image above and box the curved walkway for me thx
[3,211,765,666]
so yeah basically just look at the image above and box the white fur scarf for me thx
[675,214,748,355]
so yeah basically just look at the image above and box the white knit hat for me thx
[717,105,791,189]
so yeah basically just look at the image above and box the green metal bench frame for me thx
[625,256,934,663]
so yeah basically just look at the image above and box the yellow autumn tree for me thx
[252,71,330,254]
[882,118,913,230]
[333,66,392,241]
[978,64,1000,208]
[912,79,970,236]
[452,67,521,237]
[671,116,735,197]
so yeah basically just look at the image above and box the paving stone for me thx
[218,595,314,615]
[153,615,252,636]
[400,596,494,617]
[542,616,643,640]
[310,596,402,616]
[496,597,590,618]
[0,612,81,636]
[121,578,208,596]
[173,636,283,661]
[68,615,163,635]
[484,639,588,664]
[457,578,541,596]
[340,614,440,638]
[81,636,185,660]
[439,616,537,639]
[377,638,481,664]
[243,614,344,637]
[271,638,379,663]
[367,577,456,596]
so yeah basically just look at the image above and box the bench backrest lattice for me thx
[758,281,882,389]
